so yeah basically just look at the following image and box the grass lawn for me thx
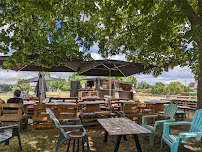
[0,122,201,152]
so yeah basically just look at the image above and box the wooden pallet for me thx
[0,104,28,131]
[32,104,77,132]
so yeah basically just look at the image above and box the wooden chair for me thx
[46,108,90,152]
[161,109,202,152]
[142,104,178,146]
[0,122,22,151]
[0,104,28,130]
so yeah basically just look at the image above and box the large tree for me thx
[0,1,202,108]
[97,0,202,108]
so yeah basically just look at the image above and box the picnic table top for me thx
[78,101,106,105]
[161,98,197,102]
[23,101,36,105]
[113,101,138,104]
[45,102,76,105]
[98,118,151,136]
[144,100,170,104]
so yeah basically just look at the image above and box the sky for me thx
[0,42,196,86]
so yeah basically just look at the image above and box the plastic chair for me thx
[46,108,91,152]
[142,104,178,146]
[161,109,202,152]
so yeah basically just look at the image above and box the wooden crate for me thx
[32,104,77,132]
[0,104,28,130]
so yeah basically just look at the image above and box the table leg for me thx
[123,135,127,141]
[113,135,122,152]
[104,131,108,142]
[133,135,142,152]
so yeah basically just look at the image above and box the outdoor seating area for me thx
[1,1,202,151]
[1,95,201,151]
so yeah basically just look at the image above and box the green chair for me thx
[161,109,202,152]
[142,104,178,146]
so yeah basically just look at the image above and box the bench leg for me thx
[104,131,108,142]
[113,135,122,152]
[133,135,142,152]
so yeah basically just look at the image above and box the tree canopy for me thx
[1,1,201,74]
[13,79,31,91]
[0,0,201,108]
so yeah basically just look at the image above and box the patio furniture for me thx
[78,101,106,113]
[0,104,28,130]
[79,112,100,127]
[161,109,202,152]
[124,103,155,124]
[98,118,151,152]
[46,108,90,152]
[32,104,77,132]
[175,111,186,120]
[0,122,22,151]
[49,97,79,103]
[144,100,170,113]
[23,101,36,119]
[142,104,178,146]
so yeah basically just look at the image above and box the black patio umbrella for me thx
[76,59,155,77]
[0,56,77,72]
[74,59,156,98]
[0,56,77,103]
[20,73,63,83]
[35,72,47,102]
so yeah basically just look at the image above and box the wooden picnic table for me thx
[114,101,139,111]
[98,118,151,152]
[45,102,76,105]
[48,97,79,103]
[161,98,197,110]
[23,101,36,116]
[144,100,170,113]
[78,101,106,112]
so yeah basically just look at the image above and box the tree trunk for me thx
[197,41,202,109]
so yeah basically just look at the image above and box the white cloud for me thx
[134,66,195,86]
[109,54,126,61]
[91,53,103,60]
[90,43,99,51]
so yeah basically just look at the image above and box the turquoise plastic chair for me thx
[142,104,178,146]
[161,109,202,152]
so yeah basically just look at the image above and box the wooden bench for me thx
[32,104,77,132]
[124,103,155,124]
[0,104,28,130]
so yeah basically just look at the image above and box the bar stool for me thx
[67,130,86,152]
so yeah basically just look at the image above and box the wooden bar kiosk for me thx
[70,78,133,100]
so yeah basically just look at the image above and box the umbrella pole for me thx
[109,69,111,105]
[40,71,44,104]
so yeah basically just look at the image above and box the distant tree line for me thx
[136,81,193,95]
[11,73,193,95]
